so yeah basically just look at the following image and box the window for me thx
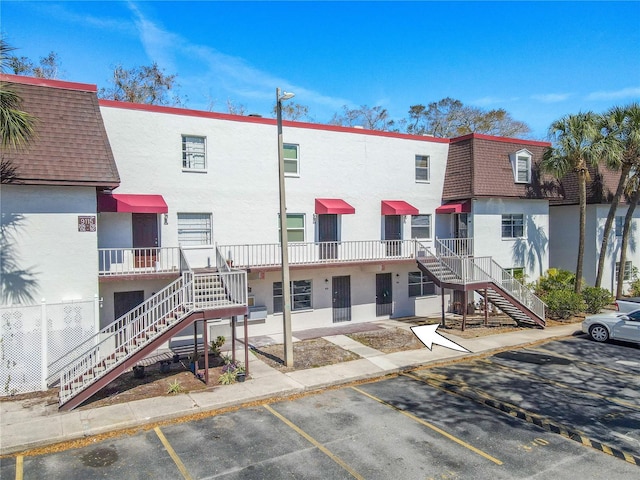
[411,215,431,239]
[415,155,430,182]
[279,213,305,242]
[615,216,624,237]
[502,214,524,238]
[505,267,525,281]
[616,261,633,281]
[408,271,435,297]
[177,213,212,246]
[510,149,532,183]
[273,280,312,312]
[182,135,206,170]
[284,143,299,176]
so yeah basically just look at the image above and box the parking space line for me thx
[154,427,193,480]
[404,372,640,467]
[263,404,365,480]
[480,358,640,411]
[350,386,503,465]
[15,455,23,480]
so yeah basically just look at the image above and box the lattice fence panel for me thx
[0,304,42,395]
[0,299,96,396]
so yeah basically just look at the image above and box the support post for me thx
[244,314,249,376]
[462,290,467,331]
[231,316,236,364]
[41,298,48,391]
[203,319,209,384]
[484,289,488,326]
[440,288,446,328]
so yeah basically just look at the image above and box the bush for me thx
[581,286,614,314]
[535,269,576,297]
[544,289,586,319]
[629,267,640,296]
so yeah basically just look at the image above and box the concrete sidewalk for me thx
[0,320,581,455]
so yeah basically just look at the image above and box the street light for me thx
[277,87,295,367]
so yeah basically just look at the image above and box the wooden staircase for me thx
[48,271,248,411]
[416,241,545,328]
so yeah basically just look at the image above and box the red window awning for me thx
[381,200,419,216]
[435,201,471,214]
[98,193,168,214]
[315,198,356,215]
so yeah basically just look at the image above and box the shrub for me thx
[629,267,640,296]
[581,286,614,314]
[167,380,184,394]
[544,289,586,319]
[534,269,576,297]
[218,370,237,385]
[209,335,226,355]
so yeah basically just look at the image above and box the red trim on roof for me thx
[98,193,168,214]
[381,200,419,215]
[99,99,449,143]
[0,74,97,92]
[435,201,471,214]
[315,198,356,215]
[450,132,551,147]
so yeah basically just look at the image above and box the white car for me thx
[582,309,640,344]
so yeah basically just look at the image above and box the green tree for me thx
[616,171,640,298]
[542,112,605,293]
[0,39,37,153]
[406,97,530,138]
[99,63,186,106]
[7,51,61,79]
[595,103,640,288]
[330,105,396,131]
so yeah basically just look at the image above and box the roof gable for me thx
[0,74,120,187]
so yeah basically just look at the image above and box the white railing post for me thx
[41,298,48,391]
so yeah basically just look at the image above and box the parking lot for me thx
[2,335,639,479]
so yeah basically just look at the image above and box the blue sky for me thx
[3,1,640,139]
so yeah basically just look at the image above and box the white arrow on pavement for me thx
[411,324,471,353]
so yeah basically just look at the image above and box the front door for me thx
[132,213,158,268]
[454,213,469,238]
[376,273,393,316]
[384,215,402,256]
[318,214,338,260]
[332,275,351,323]
[114,290,145,320]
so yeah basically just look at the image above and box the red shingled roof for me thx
[0,74,120,187]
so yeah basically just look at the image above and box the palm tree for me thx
[595,103,640,288]
[0,38,37,152]
[616,171,639,298]
[542,112,606,293]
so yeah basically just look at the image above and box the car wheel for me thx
[589,324,609,343]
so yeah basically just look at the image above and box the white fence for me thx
[0,296,98,396]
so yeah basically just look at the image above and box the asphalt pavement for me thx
[0,319,581,456]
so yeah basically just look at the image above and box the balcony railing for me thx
[436,238,474,257]
[219,240,418,269]
[98,247,181,276]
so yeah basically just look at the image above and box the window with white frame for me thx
[177,213,212,246]
[505,267,525,281]
[279,213,305,242]
[273,280,312,312]
[411,215,432,239]
[284,143,299,176]
[408,271,436,297]
[415,155,430,182]
[615,261,633,281]
[182,135,206,171]
[502,214,524,238]
[615,216,624,237]
[510,149,532,183]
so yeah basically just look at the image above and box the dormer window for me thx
[510,149,532,184]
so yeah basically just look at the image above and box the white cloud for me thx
[586,87,640,101]
[531,93,572,103]
[126,2,349,115]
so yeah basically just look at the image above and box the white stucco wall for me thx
[472,198,549,281]
[1,185,99,305]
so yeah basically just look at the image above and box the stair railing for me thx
[48,276,189,387]
[416,241,464,283]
